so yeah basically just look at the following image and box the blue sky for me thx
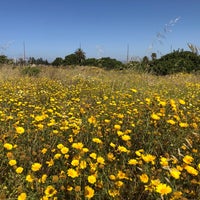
[0,0,200,62]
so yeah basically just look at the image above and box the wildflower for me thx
[16,167,24,174]
[18,192,27,200]
[128,159,138,165]
[156,183,172,196]
[41,174,47,183]
[178,99,186,105]
[44,185,57,197]
[72,142,84,150]
[97,156,105,165]
[117,171,127,179]
[57,143,64,149]
[46,159,54,167]
[142,154,156,164]
[170,168,181,179]
[135,149,144,156]
[88,116,96,124]
[60,147,69,154]
[16,126,25,134]
[184,165,198,176]
[9,159,17,166]
[26,174,34,182]
[179,122,189,128]
[117,145,130,153]
[151,113,160,120]
[67,168,79,178]
[115,180,124,187]
[121,134,131,141]
[107,152,115,161]
[88,174,97,184]
[54,153,61,159]
[4,143,13,150]
[183,155,194,164]
[41,148,47,154]
[108,189,119,197]
[109,175,116,180]
[80,160,87,169]
[31,163,42,172]
[71,159,79,166]
[140,173,149,183]
[166,119,176,125]
[160,157,169,167]
[114,124,121,130]
[90,153,97,159]
[110,142,116,148]
[85,186,95,199]
[92,137,102,144]
[131,88,137,93]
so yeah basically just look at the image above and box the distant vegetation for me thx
[1,45,200,75]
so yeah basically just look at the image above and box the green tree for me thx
[75,48,86,65]
[0,55,8,64]
[52,57,63,66]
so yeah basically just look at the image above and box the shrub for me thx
[21,66,41,77]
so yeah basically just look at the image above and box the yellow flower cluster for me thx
[0,72,200,199]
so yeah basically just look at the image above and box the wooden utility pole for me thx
[23,41,26,65]
[126,44,129,63]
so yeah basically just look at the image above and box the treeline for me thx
[1,47,200,75]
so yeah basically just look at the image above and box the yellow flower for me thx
[121,134,131,141]
[26,174,34,182]
[114,124,121,130]
[85,186,94,199]
[160,157,169,167]
[60,147,69,154]
[184,165,198,176]
[72,142,84,150]
[88,116,96,124]
[18,192,27,200]
[108,189,119,197]
[117,145,130,153]
[9,159,17,166]
[130,88,137,93]
[92,137,102,144]
[179,122,189,128]
[16,167,24,174]
[41,174,47,183]
[156,183,172,196]
[88,175,97,184]
[4,143,13,150]
[178,99,186,105]
[46,158,54,167]
[183,155,194,164]
[80,160,87,169]
[166,119,176,125]
[71,159,79,166]
[57,143,64,149]
[151,113,160,120]
[44,185,57,197]
[31,163,42,172]
[90,153,97,159]
[128,159,138,165]
[41,148,47,154]
[107,152,115,161]
[54,153,61,159]
[97,156,105,165]
[109,175,116,180]
[142,154,156,164]
[16,126,25,134]
[115,180,124,188]
[67,168,79,178]
[170,168,181,179]
[140,173,149,183]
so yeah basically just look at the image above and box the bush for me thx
[21,66,41,77]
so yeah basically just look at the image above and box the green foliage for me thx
[97,57,124,69]
[52,57,63,66]
[149,50,200,75]
[21,66,41,77]
[0,55,9,65]
[83,58,98,66]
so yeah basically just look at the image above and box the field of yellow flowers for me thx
[0,66,200,200]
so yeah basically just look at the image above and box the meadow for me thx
[0,65,199,200]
